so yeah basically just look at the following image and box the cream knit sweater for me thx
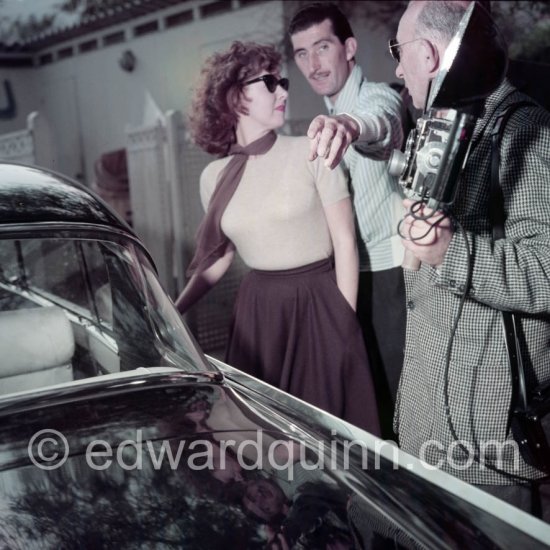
[200,135,350,270]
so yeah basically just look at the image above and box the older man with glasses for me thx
[390,0,550,521]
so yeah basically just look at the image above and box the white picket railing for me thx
[126,111,247,354]
[0,111,57,169]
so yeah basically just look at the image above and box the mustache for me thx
[308,70,329,80]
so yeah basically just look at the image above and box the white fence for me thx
[0,112,57,169]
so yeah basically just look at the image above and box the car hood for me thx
[0,369,547,549]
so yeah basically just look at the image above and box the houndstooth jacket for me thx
[394,80,550,485]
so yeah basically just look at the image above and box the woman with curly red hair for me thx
[176,41,379,435]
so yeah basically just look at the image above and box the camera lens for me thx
[388,149,406,177]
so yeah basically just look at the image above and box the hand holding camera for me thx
[400,199,453,269]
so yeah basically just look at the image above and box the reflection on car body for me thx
[0,163,548,549]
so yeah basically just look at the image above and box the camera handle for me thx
[402,250,421,271]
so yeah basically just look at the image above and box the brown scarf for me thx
[186,131,277,277]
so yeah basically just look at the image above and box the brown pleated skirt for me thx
[225,258,380,436]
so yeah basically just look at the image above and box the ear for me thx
[422,39,440,77]
[344,37,357,61]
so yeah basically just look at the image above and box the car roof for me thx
[0,162,132,234]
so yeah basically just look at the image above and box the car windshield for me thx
[0,234,212,395]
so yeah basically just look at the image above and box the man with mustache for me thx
[289,2,406,439]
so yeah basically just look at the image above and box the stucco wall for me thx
[0,0,398,185]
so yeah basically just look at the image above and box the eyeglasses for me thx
[243,74,289,93]
[388,38,427,63]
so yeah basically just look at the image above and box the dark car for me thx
[0,162,548,549]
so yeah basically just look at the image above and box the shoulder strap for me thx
[489,100,536,413]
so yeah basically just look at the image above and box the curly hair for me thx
[188,41,282,156]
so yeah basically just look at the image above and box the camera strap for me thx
[489,100,537,424]
[443,99,545,485]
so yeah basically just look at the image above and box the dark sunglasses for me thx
[244,74,289,93]
[388,38,426,63]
